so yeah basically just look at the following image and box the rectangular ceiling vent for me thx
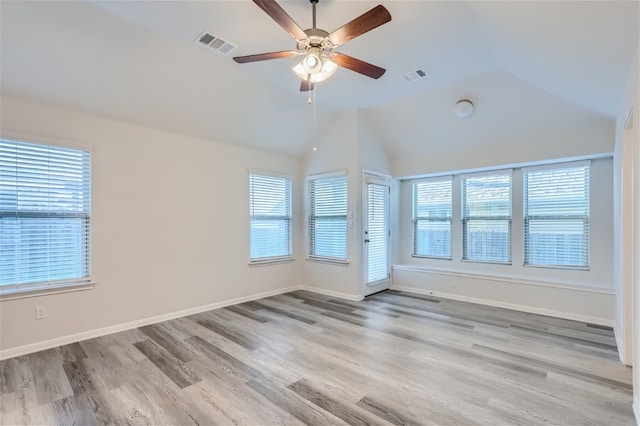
[400,69,429,83]
[196,31,236,55]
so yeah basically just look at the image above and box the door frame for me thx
[362,170,392,297]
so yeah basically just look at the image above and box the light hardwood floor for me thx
[0,290,634,425]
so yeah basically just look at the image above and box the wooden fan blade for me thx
[300,79,315,92]
[328,5,391,47]
[332,53,386,79]
[253,0,307,40]
[233,50,297,63]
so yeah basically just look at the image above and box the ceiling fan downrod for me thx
[310,0,318,29]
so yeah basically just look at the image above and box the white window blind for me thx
[367,182,389,282]
[249,173,292,262]
[523,163,590,268]
[0,139,91,290]
[462,172,511,263]
[308,174,347,261]
[412,178,452,258]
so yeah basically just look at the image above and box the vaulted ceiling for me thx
[1,1,638,157]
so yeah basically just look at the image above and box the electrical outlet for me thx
[35,306,47,320]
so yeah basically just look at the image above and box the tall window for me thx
[523,162,590,268]
[249,173,292,262]
[462,172,512,263]
[412,178,452,258]
[0,139,91,291]
[308,173,347,261]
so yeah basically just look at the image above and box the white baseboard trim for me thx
[0,286,299,361]
[299,285,363,301]
[613,324,631,365]
[391,285,614,327]
[633,397,639,426]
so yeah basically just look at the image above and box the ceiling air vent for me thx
[400,69,429,83]
[196,31,236,55]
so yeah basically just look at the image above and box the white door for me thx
[363,175,391,296]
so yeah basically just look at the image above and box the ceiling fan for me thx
[233,0,391,92]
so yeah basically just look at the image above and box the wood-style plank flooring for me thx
[0,290,634,425]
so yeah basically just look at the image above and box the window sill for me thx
[306,257,350,267]
[248,257,295,267]
[0,280,96,301]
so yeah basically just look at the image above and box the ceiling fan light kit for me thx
[233,0,391,92]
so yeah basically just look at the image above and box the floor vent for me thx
[196,31,235,55]
[400,69,429,83]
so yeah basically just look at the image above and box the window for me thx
[523,162,590,268]
[249,173,292,263]
[0,139,91,292]
[412,178,452,258]
[462,172,512,263]
[308,173,347,262]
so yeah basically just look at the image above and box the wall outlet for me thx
[35,306,47,320]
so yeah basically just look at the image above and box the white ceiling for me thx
[1,1,638,157]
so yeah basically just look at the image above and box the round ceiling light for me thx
[454,99,475,118]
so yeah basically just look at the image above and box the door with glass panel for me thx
[363,174,391,296]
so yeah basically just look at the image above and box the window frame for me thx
[522,161,590,270]
[307,171,348,264]
[248,171,293,265]
[412,176,453,259]
[0,136,94,300]
[461,170,513,265]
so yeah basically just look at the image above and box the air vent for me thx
[196,31,236,55]
[400,69,429,83]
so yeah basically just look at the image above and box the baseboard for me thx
[613,324,632,365]
[634,397,639,426]
[391,285,614,327]
[299,285,363,301]
[0,286,299,361]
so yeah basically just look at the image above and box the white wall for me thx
[299,110,393,299]
[300,111,361,299]
[0,95,302,357]
[613,43,640,423]
[389,104,617,325]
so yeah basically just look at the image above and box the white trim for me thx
[460,168,513,179]
[633,397,639,426]
[299,285,363,301]
[1,129,93,152]
[362,169,391,183]
[390,284,614,327]
[522,159,591,174]
[392,264,614,295]
[0,281,95,301]
[247,169,293,180]
[306,169,348,181]
[411,175,453,184]
[0,286,298,361]
[305,257,349,266]
[397,153,613,181]
[614,324,630,365]
[248,257,295,267]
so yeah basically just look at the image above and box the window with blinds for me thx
[523,162,590,269]
[367,182,389,282]
[249,173,292,263]
[0,139,91,291]
[462,172,512,263]
[308,173,347,262]
[412,178,452,258]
